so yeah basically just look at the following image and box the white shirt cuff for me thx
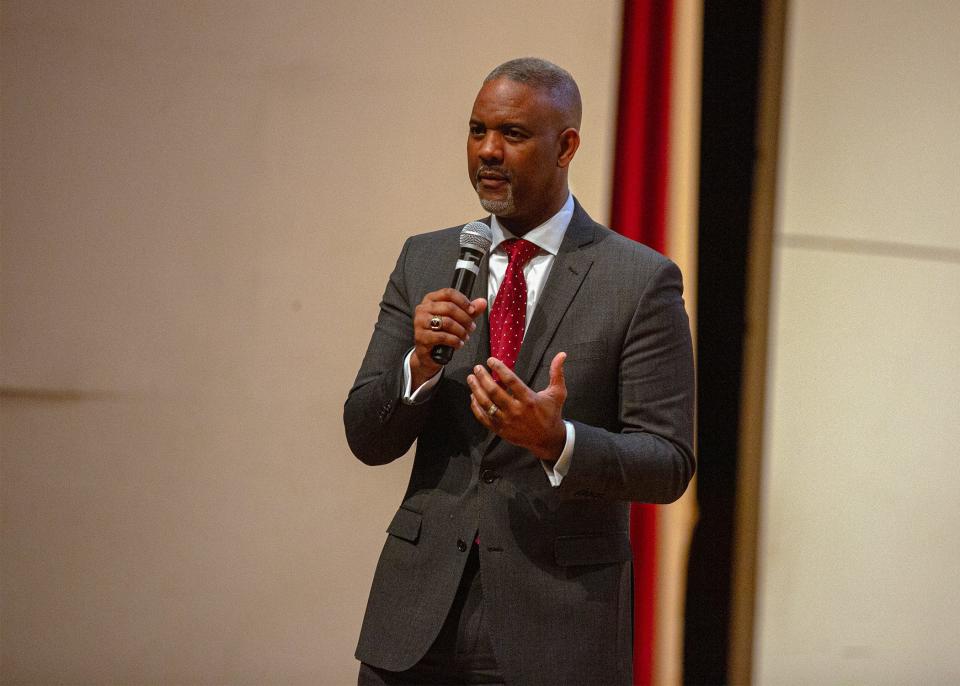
[541,421,575,487]
[401,348,442,404]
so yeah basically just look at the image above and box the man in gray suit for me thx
[345,58,695,685]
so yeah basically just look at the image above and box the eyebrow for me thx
[469,118,530,132]
[499,122,531,134]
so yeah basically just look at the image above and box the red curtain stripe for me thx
[609,1,675,685]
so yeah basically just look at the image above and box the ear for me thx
[557,128,580,168]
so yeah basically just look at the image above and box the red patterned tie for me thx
[489,238,540,372]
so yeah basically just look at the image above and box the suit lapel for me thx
[477,204,597,459]
[512,203,597,387]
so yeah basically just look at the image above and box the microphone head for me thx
[459,221,493,255]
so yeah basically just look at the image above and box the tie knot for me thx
[502,238,539,268]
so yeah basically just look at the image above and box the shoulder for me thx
[565,203,684,305]
[397,219,491,272]
[593,225,670,263]
[571,203,674,272]
[405,219,489,251]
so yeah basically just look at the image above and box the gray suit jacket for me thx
[344,201,695,685]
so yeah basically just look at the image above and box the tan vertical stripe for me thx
[655,1,703,684]
[729,0,788,683]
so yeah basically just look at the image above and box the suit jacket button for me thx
[480,468,499,484]
[456,539,467,552]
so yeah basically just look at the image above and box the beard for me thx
[476,178,516,217]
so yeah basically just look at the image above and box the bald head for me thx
[484,57,582,130]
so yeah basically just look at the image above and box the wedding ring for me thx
[429,315,443,331]
[487,403,499,417]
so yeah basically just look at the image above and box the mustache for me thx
[476,166,511,183]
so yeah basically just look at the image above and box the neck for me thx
[496,190,569,236]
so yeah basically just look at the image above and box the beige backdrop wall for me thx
[754,1,960,683]
[0,2,620,683]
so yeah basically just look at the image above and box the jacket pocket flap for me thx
[386,506,422,543]
[555,531,632,567]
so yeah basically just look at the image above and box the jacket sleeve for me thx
[559,258,696,504]
[343,238,435,465]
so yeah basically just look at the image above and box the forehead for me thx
[470,78,556,124]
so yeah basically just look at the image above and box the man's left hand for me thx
[467,352,568,461]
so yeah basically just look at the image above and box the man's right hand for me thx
[411,288,488,389]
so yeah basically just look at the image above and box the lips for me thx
[477,168,509,190]
[477,167,509,182]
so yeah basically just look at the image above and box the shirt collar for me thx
[489,192,574,256]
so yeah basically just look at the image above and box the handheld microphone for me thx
[430,221,493,365]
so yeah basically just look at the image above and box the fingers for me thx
[467,365,500,414]
[416,302,474,339]
[469,355,563,410]
[467,359,526,421]
[486,358,529,397]
[467,358,567,460]
[469,394,495,430]
[413,289,483,353]
[417,291,485,333]
[548,352,567,392]
[410,289,485,386]
[469,297,488,318]
[467,371,500,431]
[430,288,482,318]
[415,312,474,349]
[423,290,486,323]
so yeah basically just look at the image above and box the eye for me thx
[504,128,527,141]
[469,123,485,136]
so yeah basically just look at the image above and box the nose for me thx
[478,131,503,164]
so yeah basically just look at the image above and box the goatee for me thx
[477,182,515,217]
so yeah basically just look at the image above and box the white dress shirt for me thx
[402,194,576,486]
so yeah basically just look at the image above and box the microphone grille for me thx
[459,221,493,254]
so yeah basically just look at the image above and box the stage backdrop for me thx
[753,1,960,683]
[0,2,620,684]
[609,1,701,684]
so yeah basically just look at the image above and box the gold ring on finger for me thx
[429,315,442,331]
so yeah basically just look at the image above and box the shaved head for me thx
[484,57,582,130]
